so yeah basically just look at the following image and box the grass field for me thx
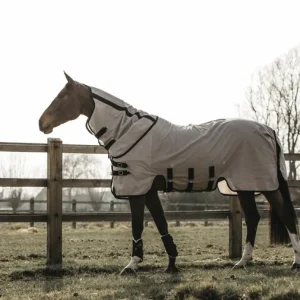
[1,220,300,300]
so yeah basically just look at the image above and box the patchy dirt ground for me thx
[0,220,300,299]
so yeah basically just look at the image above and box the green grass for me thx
[1,221,300,299]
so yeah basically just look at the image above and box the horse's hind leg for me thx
[120,196,145,275]
[234,191,260,268]
[263,190,300,269]
[145,189,179,273]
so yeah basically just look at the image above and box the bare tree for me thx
[63,154,100,202]
[63,154,97,179]
[0,153,30,212]
[241,47,300,179]
[63,154,111,210]
[8,188,22,213]
[160,192,177,210]
[88,188,106,211]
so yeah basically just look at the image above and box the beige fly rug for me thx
[86,86,287,199]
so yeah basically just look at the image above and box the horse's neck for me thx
[87,88,158,149]
[79,84,95,117]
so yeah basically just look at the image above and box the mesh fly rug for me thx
[86,86,287,199]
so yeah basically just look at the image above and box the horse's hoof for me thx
[291,263,300,270]
[164,265,179,273]
[119,267,137,276]
[232,264,246,270]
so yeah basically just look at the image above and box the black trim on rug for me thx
[92,92,157,123]
[111,117,158,159]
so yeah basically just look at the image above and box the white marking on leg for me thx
[234,242,253,267]
[287,229,300,264]
[133,238,142,243]
[124,256,142,270]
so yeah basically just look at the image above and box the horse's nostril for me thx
[39,118,46,131]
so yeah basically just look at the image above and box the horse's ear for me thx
[64,71,75,84]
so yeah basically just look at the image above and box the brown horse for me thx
[39,72,300,274]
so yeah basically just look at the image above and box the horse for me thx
[39,72,300,274]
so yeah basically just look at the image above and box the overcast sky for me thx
[1,0,300,147]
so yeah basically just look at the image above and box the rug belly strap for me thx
[186,168,194,192]
[166,168,173,192]
[207,166,215,191]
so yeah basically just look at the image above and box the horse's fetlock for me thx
[132,239,143,259]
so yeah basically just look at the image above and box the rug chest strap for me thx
[111,160,128,168]
[207,166,215,190]
[95,127,107,139]
[105,139,116,150]
[186,168,194,192]
[112,170,130,176]
[167,168,173,192]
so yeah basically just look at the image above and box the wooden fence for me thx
[0,198,269,228]
[0,139,300,267]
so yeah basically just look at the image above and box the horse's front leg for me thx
[120,195,145,275]
[145,190,179,273]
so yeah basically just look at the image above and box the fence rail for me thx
[1,139,300,267]
[5,208,300,222]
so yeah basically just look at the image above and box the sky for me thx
[1,0,300,146]
[1,0,300,185]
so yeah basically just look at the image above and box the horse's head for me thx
[39,72,91,134]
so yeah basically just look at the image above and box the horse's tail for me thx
[270,175,298,244]
[270,138,298,244]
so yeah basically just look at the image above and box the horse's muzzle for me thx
[39,117,53,134]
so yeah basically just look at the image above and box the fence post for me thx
[72,199,77,229]
[204,198,208,226]
[47,138,63,267]
[175,204,181,227]
[110,200,114,228]
[30,197,34,227]
[229,195,242,259]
